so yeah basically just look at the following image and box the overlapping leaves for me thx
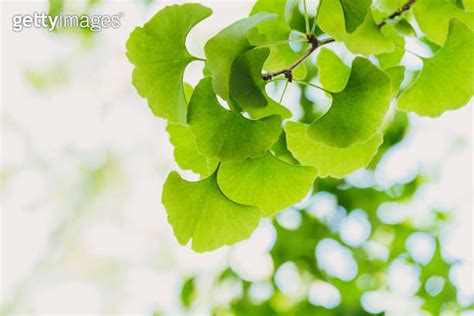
[127,1,474,252]
[230,48,292,119]
[188,78,282,162]
[317,0,395,55]
[249,0,307,78]
[204,12,276,106]
[285,122,383,178]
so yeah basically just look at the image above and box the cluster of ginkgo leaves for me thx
[126,0,474,252]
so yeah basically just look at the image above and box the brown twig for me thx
[262,33,323,82]
[262,0,416,82]
[377,0,416,28]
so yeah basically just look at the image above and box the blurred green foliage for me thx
[178,114,472,315]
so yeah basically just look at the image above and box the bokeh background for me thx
[1,0,473,315]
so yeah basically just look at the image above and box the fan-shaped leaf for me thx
[166,123,219,177]
[398,20,474,117]
[230,48,292,119]
[308,57,391,147]
[285,122,383,178]
[162,171,261,252]
[188,78,282,162]
[413,0,474,45]
[230,48,268,109]
[317,48,351,93]
[126,4,212,123]
[217,152,317,216]
[249,0,306,78]
[204,12,276,103]
[317,0,395,55]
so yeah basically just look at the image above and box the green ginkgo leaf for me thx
[285,121,383,178]
[398,20,474,117]
[246,96,293,120]
[308,57,392,147]
[230,48,269,109]
[385,66,405,95]
[204,12,276,103]
[166,123,219,177]
[375,0,403,13]
[377,24,406,69]
[126,4,212,123]
[188,78,282,162]
[465,0,474,11]
[270,131,300,165]
[249,0,306,78]
[162,171,261,252]
[230,48,292,119]
[340,0,372,33]
[317,0,395,55]
[317,48,351,93]
[217,152,317,216]
[413,0,474,45]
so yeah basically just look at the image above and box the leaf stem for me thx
[256,38,306,48]
[295,80,331,94]
[279,79,290,103]
[303,0,310,34]
[262,35,331,82]
[310,0,321,34]
[193,56,206,62]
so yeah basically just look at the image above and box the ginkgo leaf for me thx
[375,0,402,13]
[246,97,293,120]
[217,152,317,216]
[204,12,276,104]
[398,20,474,117]
[377,24,406,69]
[126,4,212,123]
[183,82,194,103]
[317,48,351,93]
[308,57,392,147]
[340,0,372,33]
[385,66,405,95]
[230,48,269,109]
[413,0,474,45]
[317,0,395,55]
[270,131,300,165]
[249,0,306,78]
[465,0,474,11]
[166,123,219,177]
[230,48,292,119]
[162,171,261,252]
[285,121,383,178]
[188,78,282,162]
[288,0,318,34]
[395,19,417,35]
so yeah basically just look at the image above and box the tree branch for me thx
[262,34,327,82]
[377,0,416,28]
[262,0,416,82]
